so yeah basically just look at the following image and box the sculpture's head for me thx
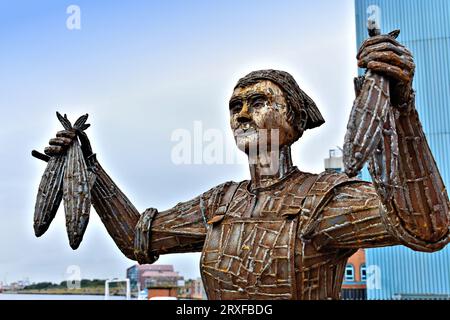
[229,69,324,154]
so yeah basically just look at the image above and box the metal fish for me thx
[33,112,91,250]
[343,29,399,177]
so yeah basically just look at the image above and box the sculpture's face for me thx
[229,80,297,154]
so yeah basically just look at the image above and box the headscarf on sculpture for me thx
[235,69,325,134]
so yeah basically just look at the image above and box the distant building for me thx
[126,264,140,291]
[355,0,450,299]
[141,265,183,288]
[8,282,24,291]
[341,249,367,300]
[363,246,450,300]
[324,149,344,174]
[324,148,363,178]
[179,278,207,300]
[126,264,184,299]
[192,278,206,300]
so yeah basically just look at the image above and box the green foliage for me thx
[23,282,58,290]
[23,279,109,290]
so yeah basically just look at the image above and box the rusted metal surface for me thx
[343,69,391,176]
[33,154,65,237]
[33,113,92,249]
[62,116,92,249]
[344,29,404,176]
[32,27,450,300]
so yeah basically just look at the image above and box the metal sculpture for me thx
[33,113,92,249]
[32,29,450,300]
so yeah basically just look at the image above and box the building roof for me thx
[142,271,181,278]
[128,264,176,273]
[145,265,174,272]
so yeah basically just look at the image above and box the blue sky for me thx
[0,0,358,284]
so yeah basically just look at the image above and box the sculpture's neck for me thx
[248,145,295,191]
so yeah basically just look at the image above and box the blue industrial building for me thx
[355,0,450,299]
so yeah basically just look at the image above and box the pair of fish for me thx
[33,112,92,249]
[343,29,400,177]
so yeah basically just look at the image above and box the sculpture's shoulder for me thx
[308,171,363,196]
[201,180,241,217]
[203,180,240,197]
[300,171,370,232]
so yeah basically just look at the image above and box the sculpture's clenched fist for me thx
[357,32,415,106]
[44,130,76,157]
[34,128,93,163]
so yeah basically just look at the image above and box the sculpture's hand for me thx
[344,30,410,177]
[33,129,93,163]
[357,34,415,107]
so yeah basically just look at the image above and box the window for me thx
[345,264,355,282]
[360,264,367,282]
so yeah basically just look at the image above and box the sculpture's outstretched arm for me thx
[133,181,236,264]
[86,155,141,260]
[87,156,236,263]
[38,128,236,261]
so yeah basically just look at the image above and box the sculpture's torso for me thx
[200,170,356,300]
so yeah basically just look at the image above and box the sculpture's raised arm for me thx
[345,31,450,250]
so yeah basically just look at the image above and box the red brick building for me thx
[179,278,206,300]
[341,249,367,300]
